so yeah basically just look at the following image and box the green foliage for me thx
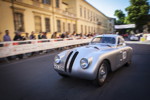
[136,15,150,32]
[125,0,150,23]
[114,10,125,25]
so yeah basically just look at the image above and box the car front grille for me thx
[64,51,73,72]
[68,51,79,73]
[64,51,79,73]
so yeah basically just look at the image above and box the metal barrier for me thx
[0,38,92,58]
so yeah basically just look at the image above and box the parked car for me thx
[54,34,133,86]
[122,33,128,38]
[129,35,139,41]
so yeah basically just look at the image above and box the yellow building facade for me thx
[0,0,114,41]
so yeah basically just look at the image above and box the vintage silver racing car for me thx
[54,34,133,86]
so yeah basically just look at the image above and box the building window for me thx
[91,11,92,21]
[35,16,42,32]
[84,8,86,18]
[91,27,93,33]
[14,12,24,32]
[63,22,65,32]
[92,13,94,21]
[88,26,90,33]
[88,10,90,20]
[94,14,96,22]
[42,0,51,5]
[98,27,100,33]
[93,14,95,22]
[57,20,61,32]
[56,0,59,8]
[85,25,87,34]
[73,24,76,32]
[68,23,71,33]
[81,25,83,33]
[80,6,82,17]
[96,15,99,21]
[45,18,50,32]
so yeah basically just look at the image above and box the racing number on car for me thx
[122,51,127,60]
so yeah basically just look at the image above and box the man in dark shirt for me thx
[61,32,65,38]
[38,32,42,39]
[13,32,23,41]
[30,31,36,40]
[3,30,11,41]
[13,32,24,59]
[41,32,47,39]
[51,32,57,39]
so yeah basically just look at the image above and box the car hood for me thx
[70,45,113,56]
[58,44,114,60]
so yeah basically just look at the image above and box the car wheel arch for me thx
[93,59,111,86]
[95,59,111,79]
[103,59,112,72]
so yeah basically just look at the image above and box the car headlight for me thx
[54,55,61,64]
[80,58,89,69]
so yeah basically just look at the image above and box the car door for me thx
[116,37,127,67]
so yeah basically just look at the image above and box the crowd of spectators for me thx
[50,31,97,39]
[1,30,97,60]
[2,30,97,42]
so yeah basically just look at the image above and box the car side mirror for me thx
[119,42,123,45]
[117,41,123,46]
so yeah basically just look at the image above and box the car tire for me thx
[125,60,132,67]
[95,60,109,86]
[58,73,68,77]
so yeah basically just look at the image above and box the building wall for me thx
[75,0,110,34]
[0,0,14,41]
[0,0,112,41]
[108,18,115,33]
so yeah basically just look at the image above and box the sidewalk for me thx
[126,40,150,45]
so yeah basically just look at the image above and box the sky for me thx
[86,0,130,18]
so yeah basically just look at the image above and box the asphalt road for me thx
[0,44,150,100]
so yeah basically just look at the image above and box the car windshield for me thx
[91,37,116,44]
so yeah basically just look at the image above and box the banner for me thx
[0,38,91,58]
[115,24,135,29]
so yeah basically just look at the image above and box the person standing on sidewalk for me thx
[51,32,57,39]
[24,33,30,40]
[13,32,24,59]
[3,30,11,41]
[30,31,36,40]
[41,32,47,39]
[38,32,42,39]
[13,32,23,41]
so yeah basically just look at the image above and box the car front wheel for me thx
[125,60,132,66]
[95,60,109,86]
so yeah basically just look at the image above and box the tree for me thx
[125,0,150,24]
[136,15,150,32]
[114,10,126,35]
[114,10,125,25]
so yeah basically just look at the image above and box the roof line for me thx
[83,0,109,18]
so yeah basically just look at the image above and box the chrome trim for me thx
[64,51,73,72]
[69,51,79,73]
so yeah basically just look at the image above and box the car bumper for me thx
[54,63,98,80]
